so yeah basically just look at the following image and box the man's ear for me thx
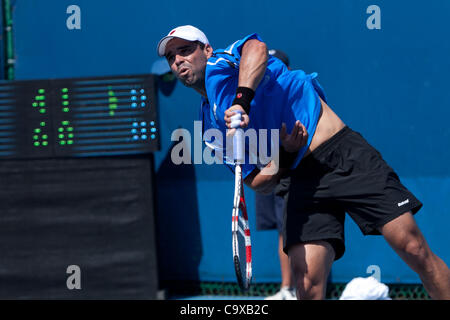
[205,44,213,58]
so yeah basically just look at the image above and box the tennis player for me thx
[157,25,450,299]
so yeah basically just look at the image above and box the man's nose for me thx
[174,54,185,67]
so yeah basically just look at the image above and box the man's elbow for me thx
[254,40,268,59]
[244,169,276,194]
[243,39,268,61]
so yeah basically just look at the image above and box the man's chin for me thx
[178,74,201,88]
[181,78,195,87]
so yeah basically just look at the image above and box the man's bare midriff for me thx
[304,97,346,157]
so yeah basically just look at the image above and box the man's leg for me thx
[379,211,450,299]
[288,240,335,300]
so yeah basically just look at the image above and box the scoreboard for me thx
[0,74,159,159]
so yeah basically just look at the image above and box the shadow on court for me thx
[155,142,203,287]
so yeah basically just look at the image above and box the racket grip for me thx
[231,112,244,162]
[230,112,242,129]
[234,129,244,162]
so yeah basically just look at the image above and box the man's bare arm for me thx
[243,120,309,194]
[238,39,268,90]
[244,164,288,195]
[224,39,268,129]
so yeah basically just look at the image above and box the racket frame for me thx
[232,155,252,291]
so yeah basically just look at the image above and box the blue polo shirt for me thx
[201,33,327,178]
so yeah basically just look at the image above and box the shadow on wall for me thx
[155,141,202,285]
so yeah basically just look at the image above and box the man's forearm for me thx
[238,39,268,91]
[244,163,288,194]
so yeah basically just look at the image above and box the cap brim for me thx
[157,36,174,57]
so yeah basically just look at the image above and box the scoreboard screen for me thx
[0,74,159,159]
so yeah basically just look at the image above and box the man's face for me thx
[164,38,211,88]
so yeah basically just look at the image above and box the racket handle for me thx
[230,112,242,129]
[230,112,244,162]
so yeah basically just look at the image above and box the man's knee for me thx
[289,241,334,300]
[295,275,326,300]
[395,234,433,272]
[407,238,431,263]
[381,212,432,270]
[404,237,427,258]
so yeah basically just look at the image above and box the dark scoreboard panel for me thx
[0,74,159,159]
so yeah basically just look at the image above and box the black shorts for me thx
[283,126,422,261]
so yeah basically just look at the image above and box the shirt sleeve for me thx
[226,33,264,58]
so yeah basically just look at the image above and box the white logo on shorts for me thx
[397,199,409,207]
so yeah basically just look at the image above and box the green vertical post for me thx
[2,0,15,79]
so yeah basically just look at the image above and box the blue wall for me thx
[10,0,450,284]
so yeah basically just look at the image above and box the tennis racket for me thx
[230,112,252,291]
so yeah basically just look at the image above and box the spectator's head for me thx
[269,49,290,69]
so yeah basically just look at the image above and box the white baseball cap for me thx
[157,25,209,57]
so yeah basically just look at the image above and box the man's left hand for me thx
[280,120,308,152]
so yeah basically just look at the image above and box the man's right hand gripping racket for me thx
[230,112,252,291]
